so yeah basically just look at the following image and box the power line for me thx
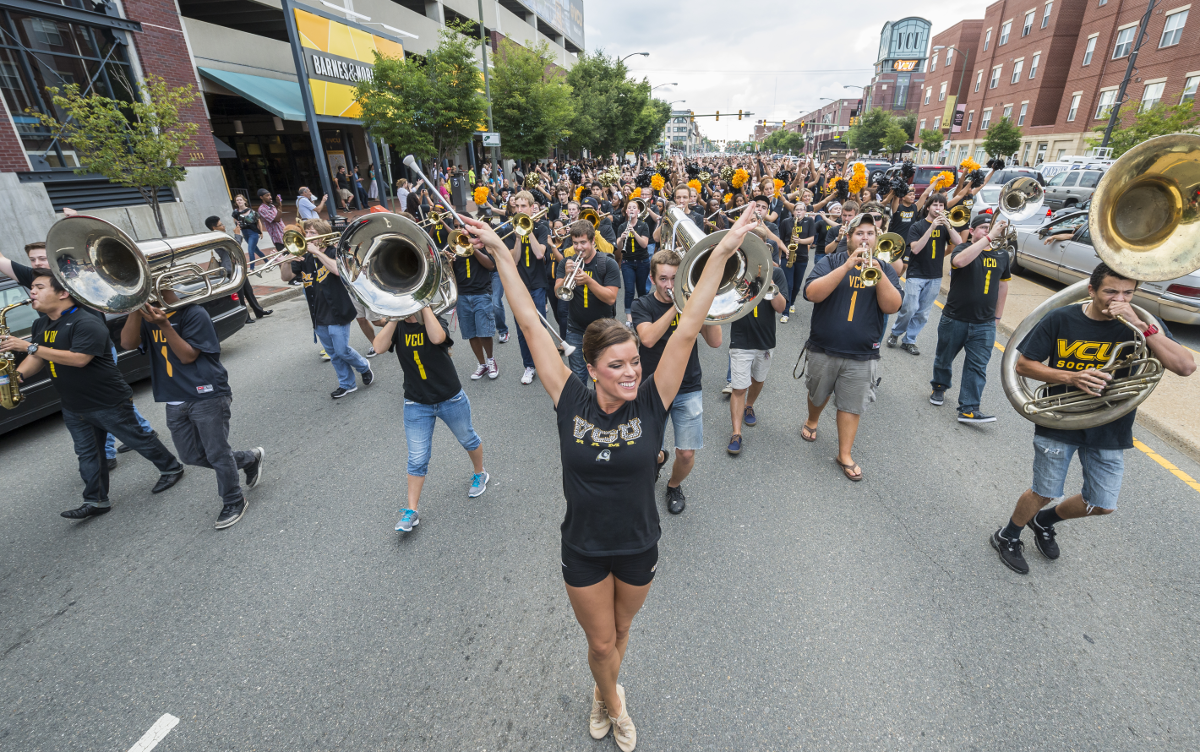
[630,67,873,74]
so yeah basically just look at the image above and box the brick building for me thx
[792,99,859,158]
[914,19,984,160]
[0,0,230,261]
[865,18,932,115]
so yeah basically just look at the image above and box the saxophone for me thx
[786,220,802,268]
[1,299,32,409]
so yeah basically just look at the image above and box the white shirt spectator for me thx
[396,186,409,211]
[297,195,318,220]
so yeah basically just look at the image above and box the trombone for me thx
[497,208,550,241]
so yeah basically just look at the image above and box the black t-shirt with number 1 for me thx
[730,265,789,351]
[804,252,903,361]
[139,305,230,402]
[943,241,1012,324]
[453,248,492,296]
[392,315,460,404]
[505,222,551,290]
[904,218,949,279]
[30,306,131,412]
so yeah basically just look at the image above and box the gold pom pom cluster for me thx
[731,168,749,189]
[932,171,955,192]
[848,163,867,195]
[473,186,489,206]
[650,174,665,192]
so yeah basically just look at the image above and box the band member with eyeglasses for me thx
[801,215,903,482]
[990,262,1194,575]
[1,270,185,518]
[888,193,960,356]
[459,204,759,752]
[120,290,265,529]
[930,216,1012,424]
[373,306,488,533]
[632,250,722,514]
[279,220,376,399]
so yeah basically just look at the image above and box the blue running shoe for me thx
[469,470,490,498]
[395,508,419,532]
[727,433,742,455]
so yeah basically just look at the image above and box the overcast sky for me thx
[583,0,987,143]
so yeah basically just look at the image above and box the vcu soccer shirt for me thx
[392,315,460,404]
[30,306,131,412]
[1017,305,1176,450]
[730,266,790,351]
[291,256,357,326]
[139,305,230,403]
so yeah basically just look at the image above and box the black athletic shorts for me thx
[561,540,659,588]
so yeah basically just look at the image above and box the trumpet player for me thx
[279,220,376,399]
[555,221,621,385]
[991,262,1194,575]
[929,216,1012,423]
[800,215,902,482]
[504,191,552,385]
[888,193,959,355]
[447,231,499,381]
[616,200,650,327]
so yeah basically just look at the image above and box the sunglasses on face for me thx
[868,213,883,222]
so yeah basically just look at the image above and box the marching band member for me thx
[279,220,376,398]
[503,190,551,385]
[779,200,816,323]
[373,307,489,533]
[555,221,622,384]
[930,216,1012,423]
[801,215,902,481]
[887,193,960,355]
[990,262,1194,574]
[631,250,722,514]
[119,290,265,529]
[1,270,185,518]
[820,201,860,256]
[448,229,499,381]
[726,246,789,456]
[616,201,650,327]
[460,205,760,752]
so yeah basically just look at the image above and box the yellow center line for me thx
[935,297,1199,495]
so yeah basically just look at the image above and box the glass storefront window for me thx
[0,10,139,168]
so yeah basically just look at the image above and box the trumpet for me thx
[418,209,452,229]
[947,204,971,228]
[556,258,581,301]
[874,232,906,264]
[497,208,550,241]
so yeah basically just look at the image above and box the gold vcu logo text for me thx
[1056,339,1112,369]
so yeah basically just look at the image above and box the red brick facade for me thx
[122,0,219,168]
[915,20,985,135]
[0,97,30,172]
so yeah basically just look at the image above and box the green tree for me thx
[490,39,574,161]
[32,75,198,238]
[845,108,893,155]
[982,116,1022,159]
[918,128,944,155]
[1086,99,1200,158]
[565,51,651,156]
[895,112,918,140]
[883,122,910,155]
[355,21,488,164]
[631,98,671,154]
[762,129,804,154]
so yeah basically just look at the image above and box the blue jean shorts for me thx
[403,390,481,476]
[1031,435,1124,511]
[662,389,704,452]
[458,293,495,340]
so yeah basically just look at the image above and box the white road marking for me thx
[127,714,179,752]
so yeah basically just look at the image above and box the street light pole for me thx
[620,52,649,63]
[477,0,498,179]
[1102,0,1157,148]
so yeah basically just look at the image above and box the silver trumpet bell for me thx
[45,215,246,313]
[336,212,456,320]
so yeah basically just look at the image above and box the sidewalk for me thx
[937,261,1200,464]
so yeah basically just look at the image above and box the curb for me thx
[938,277,1200,466]
[258,286,305,308]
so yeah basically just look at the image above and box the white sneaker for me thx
[780,315,789,323]
[470,363,488,380]
[789,304,796,313]
[487,358,499,379]
[521,366,535,385]
[365,346,377,358]
[721,382,733,395]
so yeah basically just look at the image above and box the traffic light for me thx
[738,109,742,120]
[715,111,719,121]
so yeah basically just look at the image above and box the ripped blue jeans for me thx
[1030,435,1124,511]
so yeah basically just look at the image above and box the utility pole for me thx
[478,0,499,179]
[1102,0,1156,148]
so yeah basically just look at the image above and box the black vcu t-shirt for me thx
[556,374,670,556]
[1017,305,1175,450]
[31,306,131,412]
[630,294,702,395]
[140,305,230,402]
[943,242,1011,323]
[557,252,621,330]
[392,316,460,404]
[616,220,649,261]
[904,218,948,279]
[890,203,919,240]
[730,265,789,351]
[292,256,357,326]
[505,222,551,290]
[804,253,903,360]
[453,248,492,296]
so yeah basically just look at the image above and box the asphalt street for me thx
[3,280,1200,751]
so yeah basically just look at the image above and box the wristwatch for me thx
[1142,324,1159,338]
[26,342,38,357]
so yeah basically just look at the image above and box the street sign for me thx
[482,132,501,147]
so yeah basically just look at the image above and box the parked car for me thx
[0,278,247,436]
[1043,168,1105,211]
[970,168,1053,223]
[1010,211,1200,325]
[912,164,957,195]
[857,159,893,185]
